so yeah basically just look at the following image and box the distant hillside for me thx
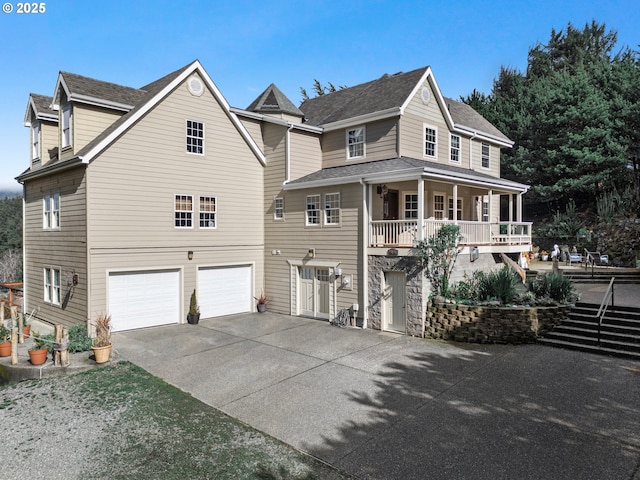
[0,190,21,199]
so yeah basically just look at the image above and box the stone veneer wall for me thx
[368,255,424,336]
[426,303,571,343]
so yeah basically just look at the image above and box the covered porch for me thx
[365,170,531,252]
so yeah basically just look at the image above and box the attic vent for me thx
[187,76,204,97]
[421,87,431,105]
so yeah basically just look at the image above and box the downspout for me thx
[361,178,368,329]
[21,182,27,316]
[283,123,294,185]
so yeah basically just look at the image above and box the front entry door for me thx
[384,190,399,220]
[383,271,406,333]
[299,267,330,319]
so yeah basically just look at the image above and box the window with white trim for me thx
[482,198,489,222]
[43,193,60,229]
[424,125,437,157]
[186,120,204,154]
[32,122,41,160]
[274,197,284,220]
[433,194,445,220]
[324,193,340,225]
[481,143,490,169]
[404,193,418,219]
[199,196,216,228]
[61,104,72,148]
[448,198,463,220]
[175,194,193,228]
[450,134,460,163]
[347,127,365,159]
[305,195,321,226]
[44,267,61,305]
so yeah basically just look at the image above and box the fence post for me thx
[10,307,18,365]
[54,325,70,367]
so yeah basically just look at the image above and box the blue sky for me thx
[1,0,638,191]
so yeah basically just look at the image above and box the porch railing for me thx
[369,220,532,247]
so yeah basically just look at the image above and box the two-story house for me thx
[18,60,530,336]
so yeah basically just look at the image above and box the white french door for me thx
[299,267,330,319]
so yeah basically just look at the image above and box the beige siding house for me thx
[19,61,530,337]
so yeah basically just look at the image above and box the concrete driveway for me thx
[113,312,640,480]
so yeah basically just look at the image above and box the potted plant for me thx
[91,313,112,364]
[28,331,49,365]
[0,323,11,357]
[540,250,549,261]
[187,289,200,325]
[254,290,270,313]
[22,314,31,338]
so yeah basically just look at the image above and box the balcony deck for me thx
[369,219,532,249]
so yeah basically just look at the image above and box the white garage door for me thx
[108,270,180,332]
[198,265,252,318]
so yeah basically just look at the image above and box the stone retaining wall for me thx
[426,303,571,344]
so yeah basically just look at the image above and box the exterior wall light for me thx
[188,251,194,261]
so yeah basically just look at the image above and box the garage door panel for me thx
[198,266,251,318]
[109,270,180,332]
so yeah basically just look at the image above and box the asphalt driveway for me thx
[113,312,640,480]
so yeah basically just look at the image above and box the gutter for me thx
[15,157,84,183]
[284,123,294,184]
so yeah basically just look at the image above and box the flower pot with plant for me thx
[91,313,112,364]
[187,289,200,324]
[28,331,49,365]
[254,290,270,313]
[22,314,31,338]
[0,323,11,357]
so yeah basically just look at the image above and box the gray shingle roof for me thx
[75,62,193,158]
[247,83,304,117]
[30,93,57,119]
[59,71,147,107]
[285,156,527,191]
[299,67,428,126]
[443,98,510,143]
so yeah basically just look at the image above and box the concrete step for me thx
[538,337,640,360]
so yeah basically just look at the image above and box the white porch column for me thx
[417,177,424,242]
[517,193,523,222]
[361,181,370,329]
[509,193,514,222]
[452,184,458,224]
[488,189,493,223]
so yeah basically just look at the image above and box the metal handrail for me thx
[584,248,600,277]
[596,277,615,346]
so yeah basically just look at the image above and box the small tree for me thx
[415,224,462,297]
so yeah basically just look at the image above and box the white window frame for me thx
[199,196,217,228]
[448,197,463,221]
[403,192,419,219]
[324,193,340,225]
[346,127,365,159]
[61,103,71,149]
[482,198,489,222]
[305,194,321,226]
[424,124,438,158]
[186,119,204,155]
[43,193,60,230]
[174,194,193,228]
[481,143,490,169]
[32,121,41,160]
[274,197,284,220]
[433,193,445,220]
[44,267,61,306]
[450,134,460,163]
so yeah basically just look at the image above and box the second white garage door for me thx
[108,269,181,332]
[198,265,252,318]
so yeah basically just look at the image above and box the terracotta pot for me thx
[92,344,112,364]
[23,325,31,338]
[28,347,48,365]
[0,341,10,357]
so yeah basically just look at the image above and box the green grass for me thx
[1,362,353,480]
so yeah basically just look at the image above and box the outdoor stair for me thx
[538,302,640,360]
[562,269,640,284]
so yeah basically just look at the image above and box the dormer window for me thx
[347,127,365,159]
[61,103,72,148]
[32,121,41,160]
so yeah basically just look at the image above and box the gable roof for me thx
[53,71,147,111]
[17,60,266,182]
[24,93,58,126]
[300,67,428,126]
[284,156,528,193]
[246,83,304,118]
[299,66,512,145]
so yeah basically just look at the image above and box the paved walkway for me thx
[114,312,640,480]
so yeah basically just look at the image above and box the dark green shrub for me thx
[450,270,486,301]
[528,272,578,304]
[479,266,520,304]
[68,325,92,353]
